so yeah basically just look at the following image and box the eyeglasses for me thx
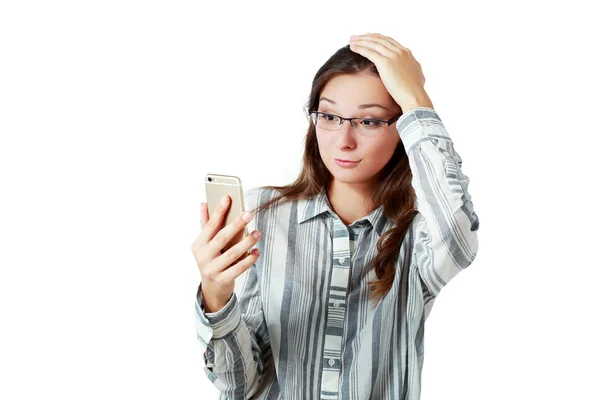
[307,111,402,137]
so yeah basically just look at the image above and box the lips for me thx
[334,158,361,167]
[334,158,359,163]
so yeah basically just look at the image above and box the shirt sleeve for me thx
[194,186,272,398]
[195,264,272,399]
[396,107,480,298]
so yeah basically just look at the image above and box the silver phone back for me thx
[204,173,249,261]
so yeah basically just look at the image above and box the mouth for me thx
[334,158,361,167]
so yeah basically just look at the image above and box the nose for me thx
[336,120,358,148]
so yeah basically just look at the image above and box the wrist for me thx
[399,92,434,113]
[200,283,229,313]
[203,299,227,313]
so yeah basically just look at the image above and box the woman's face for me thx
[315,72,403,188]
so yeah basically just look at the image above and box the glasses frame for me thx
[307,111,403,136]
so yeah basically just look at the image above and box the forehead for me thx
[319,73,395,111]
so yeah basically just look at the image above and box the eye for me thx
[360,118,384,127]
[320,113,338,122]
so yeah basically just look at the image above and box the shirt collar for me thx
[297,186,388,237]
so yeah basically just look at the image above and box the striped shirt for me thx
[195,107,480,399]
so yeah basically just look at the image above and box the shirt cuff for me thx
[196,282,241,339]
[395,107,450,151]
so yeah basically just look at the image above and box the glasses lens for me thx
[312,113,341,130]
[310,113,385,136]
[357,118,385,136]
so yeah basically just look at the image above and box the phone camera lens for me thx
[208,177,212,182]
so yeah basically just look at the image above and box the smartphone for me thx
[205,173,250,264]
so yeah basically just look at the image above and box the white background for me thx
[1,0,599,399]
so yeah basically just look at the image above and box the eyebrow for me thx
[319,97,390,111]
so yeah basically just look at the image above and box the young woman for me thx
[192,33,480,399]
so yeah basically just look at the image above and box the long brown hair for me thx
[249,44,419,306]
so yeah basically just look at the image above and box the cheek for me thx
[316,133,333,155]
[365,138,399,166]
[372,135,398,155]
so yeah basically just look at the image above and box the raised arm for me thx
[397,107,480,299]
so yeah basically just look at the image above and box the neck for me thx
[326,179,377,226]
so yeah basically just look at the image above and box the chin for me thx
[329,171,370,184]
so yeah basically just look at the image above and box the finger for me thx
[367,33,409,51]
[351,34,398,56]
[349,41,388,63]
[357,33,408,53]
[191,202,210,252]
[219,248,260,283]
[350,36,400,61]
[211,229,261,273]
[198,195,232,245]
[206,208,254,256]
[200,202,208,230]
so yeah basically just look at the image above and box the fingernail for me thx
[221,195,228,205]
[349,35,357,41]
[252,231,261,240]
[242,211,253,221]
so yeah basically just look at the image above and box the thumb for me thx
[200,202,208,230]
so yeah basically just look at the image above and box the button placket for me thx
[320,215,351,398]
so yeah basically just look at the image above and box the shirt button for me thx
[328,359,335,366]
[333,302,340,308]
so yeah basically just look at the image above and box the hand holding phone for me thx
[190,178,262,313]
[203,174,249,255]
